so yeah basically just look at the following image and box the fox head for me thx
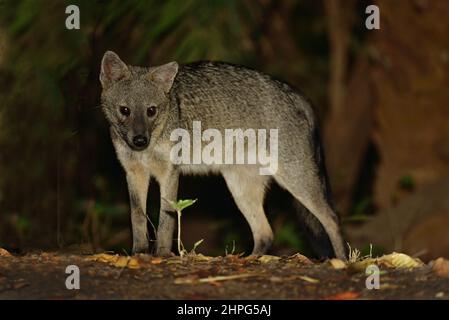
[100,51,178,151]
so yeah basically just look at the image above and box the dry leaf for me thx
[258,255,281,264]
[192,254,213,262]
[114,256,129,268]
[225,254,245,264]
[87,253,140,269]
[287,253,313,265]
[348,252,423,273]
[127,258,140,269]
[329,258,347,269]
[378,252,423,269]
[151,257,164,264]
[0,248,12,257]
[87,253,119,263]
[432,257,449,278]
[348,258,377,272]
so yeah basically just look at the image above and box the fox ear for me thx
[100,51,130,88]
[147,61,179,93]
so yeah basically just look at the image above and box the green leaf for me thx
[398,175,415,191]
[169,198,197,212]
[8,0,39,35]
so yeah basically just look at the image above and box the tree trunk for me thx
[323,0,373,215]
[371,0,449,209]
[346,1,449,259]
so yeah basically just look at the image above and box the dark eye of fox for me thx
[119,106,130,116]
[147,106,157,118]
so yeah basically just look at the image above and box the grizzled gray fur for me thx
[100,51,346,260]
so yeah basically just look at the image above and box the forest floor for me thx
[1,250,449,299]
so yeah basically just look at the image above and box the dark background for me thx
[1,0,448,261]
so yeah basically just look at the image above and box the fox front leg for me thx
[155,170,179,256]
[110,128,150,253]
[126,168,150,253]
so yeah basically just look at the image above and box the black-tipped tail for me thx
[294,200,336,259]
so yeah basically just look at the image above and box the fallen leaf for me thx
[432,257,449,278]
[378,252,423,269]
[86,253,140,269]
[258,255,281,264]
[151,257,164,264]
[348,252,423,273]
[87,253,119,263]
[0,248,12,257]
[226,254,245,264]
[287,253,313,265]
[325,291,359,300]
[348,258,377,273]
[114,256,129,268]
[329,258,347,269]
[191,254,213,262]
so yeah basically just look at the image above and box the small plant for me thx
[347,242,362,263]
[191,239,204,255]
[167,198,197,258]
[225,240,236,256]
[347,242,373,263]
[398,175,415,191]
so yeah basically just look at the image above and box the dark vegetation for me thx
[1,0,449,263]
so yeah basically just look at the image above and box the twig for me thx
[174,273,257,285]
[198,274,258,283]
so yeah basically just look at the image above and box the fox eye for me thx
[147,105,157,118]
[119,106,130,116]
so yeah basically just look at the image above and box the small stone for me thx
[258,255,281,264]
[329,258,347,269]
[432,257,449,278]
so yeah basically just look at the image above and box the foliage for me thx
[0,0,348,254]
[274,223,307,252]
[168,199,197,213]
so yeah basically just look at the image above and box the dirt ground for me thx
[0,252,448,300]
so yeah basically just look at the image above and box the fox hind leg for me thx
[275,164,347,260]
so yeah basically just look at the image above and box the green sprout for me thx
[167,198,197,258]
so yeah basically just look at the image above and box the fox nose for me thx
[132,135,148,148]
